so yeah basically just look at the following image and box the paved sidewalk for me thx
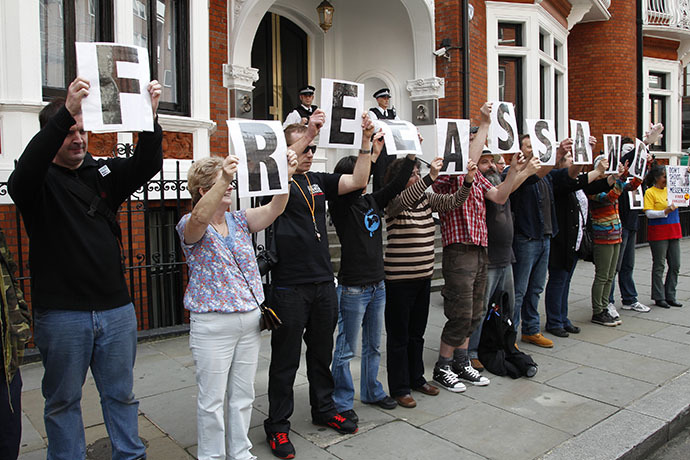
[17,238,690,459]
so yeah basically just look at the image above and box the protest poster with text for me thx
[227,120,289,199]
[666,165,690,207]
[436,119,470,174]
[630,139,649,180]
[319,78,364,149]
[526,119,557,166]
[627,177,644,210]
[570,120,593,165]
[76,42,153,132]
[603,134,621,174]
[374,120,422,157]
[489,101,520,155]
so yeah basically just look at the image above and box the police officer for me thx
[368,88,399,190]
[283,85,318,128]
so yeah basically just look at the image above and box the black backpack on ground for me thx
[478,290,538,379]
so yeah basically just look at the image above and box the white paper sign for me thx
[603,135,621,174]
[436,119,469,175]
[76,42,153,133]
[570,120,592,165]
[666,165,690,207]
[627,177,644,210]
[489,101,520,154]
[319,78,365,149]
[630,139,648,180]
[526,119,557,165]
[227,120,289,198]
[374,120,422,157]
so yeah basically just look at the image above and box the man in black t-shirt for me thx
[264,110,376,459]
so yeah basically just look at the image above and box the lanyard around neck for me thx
[292,174,321,241]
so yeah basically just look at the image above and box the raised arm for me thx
[428,159,477,213]
[338,113,376,194]
[386,158,446,218]
[246,150,299,232]
[469,102,491,164]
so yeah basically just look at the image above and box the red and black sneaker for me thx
[267,431,295,459]
[313,413,358,434]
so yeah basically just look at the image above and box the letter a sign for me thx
[436,119,469,174]
[76,42,153,132]
[227,120,289,198]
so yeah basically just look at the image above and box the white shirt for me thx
[367,106,399,121]
[283,104,313,128]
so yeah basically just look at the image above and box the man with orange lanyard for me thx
[263,113,375,459]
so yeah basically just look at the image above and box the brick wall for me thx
[209,0,229,157]
[568,1,638,142]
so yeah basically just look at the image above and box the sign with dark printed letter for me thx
[570,120,592,165]
[436,119,469,174]
[489,101,519,154]
[627,177,644,210]
[319,78,365,149]
[76,42,153,132]
[666,165,690,207]
[227,120,288,198]
[603,135,621,174]
[630,139,648,180]
[374,120,422,156]
[526,119,556,166]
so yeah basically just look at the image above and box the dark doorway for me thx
[251,13,309,121]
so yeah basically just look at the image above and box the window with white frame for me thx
[487,3,568,139]
[644,58,680,153]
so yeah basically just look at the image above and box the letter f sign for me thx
[96,45,141,124]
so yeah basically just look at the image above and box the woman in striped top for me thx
[383,157,475,408]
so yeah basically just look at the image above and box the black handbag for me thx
[255,226,278,276]
[576,205,594,263]
[231,252,282,331]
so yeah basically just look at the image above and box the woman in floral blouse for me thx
[177,151,297,460]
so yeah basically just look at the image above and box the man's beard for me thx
[484,167,502,186]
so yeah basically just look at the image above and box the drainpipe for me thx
[637,0,644,138]
[462,0,470,119]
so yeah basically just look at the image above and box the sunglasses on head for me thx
[303,145,317,154]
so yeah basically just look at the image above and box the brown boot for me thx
[521,332,554,348]
[395,394,417,408]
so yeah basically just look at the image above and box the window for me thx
[649,95,667,151]
[499,56,523,130]
[40,0,114,99]
[134,0,190,114]
[498,23,523,46]
[645,60,677,153]
[649,72,667,89]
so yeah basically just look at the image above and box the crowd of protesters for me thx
[1,79,685,460]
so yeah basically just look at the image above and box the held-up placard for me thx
[666,165,690,207]
[570,120,593,165]
[489,101,520,154]
[227,120,288,199]
[627,177,644,210]
[436,119,469,175]
[526,119,557,166]
[374,120,422,157]
[630,139,648,180]
[319,78,364,149]
[75,42,153,132]
[603,135,621,174]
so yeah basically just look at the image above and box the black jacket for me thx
[549,175,612,271]
[8,106,163,310]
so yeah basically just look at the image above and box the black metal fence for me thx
[5,145,192,331]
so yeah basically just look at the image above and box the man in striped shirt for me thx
[431,102,538,391]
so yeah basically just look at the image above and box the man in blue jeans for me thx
[329,131,418,421]
[8,77,163,459]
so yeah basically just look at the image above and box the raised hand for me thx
[479,102,492,125]
[372,129,385,161]
[286,149,298,178]
[430,156,444,181]
[362,113,376,139]
[596,156,609,173]
[65,77,90,117]
[557,138,574,157]
[307,110,326,138]
[148,80,162,115]
[466,159,478,182]
[221,155,240,181]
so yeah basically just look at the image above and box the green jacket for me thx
[1,228,31,389]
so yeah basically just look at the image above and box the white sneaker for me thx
[621,301,651,313]
[607,303,623,325]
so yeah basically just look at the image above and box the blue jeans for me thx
[609,228,638,305]
[512,235,550,335]
[34,304,145,460]
[332,281,387,411]
[469,265,515,359]
[545,258,578,330]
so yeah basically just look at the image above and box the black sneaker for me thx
[267,432,295,459]
[363,395,397,410]
[341,409,359,423]
[313,413,358,434]
[452,361,490,386]
[591,311,618,327]
[433,364,467,393]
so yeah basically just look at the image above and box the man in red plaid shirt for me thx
[431,103,538,392]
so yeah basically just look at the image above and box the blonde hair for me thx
[187,157,223,205]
